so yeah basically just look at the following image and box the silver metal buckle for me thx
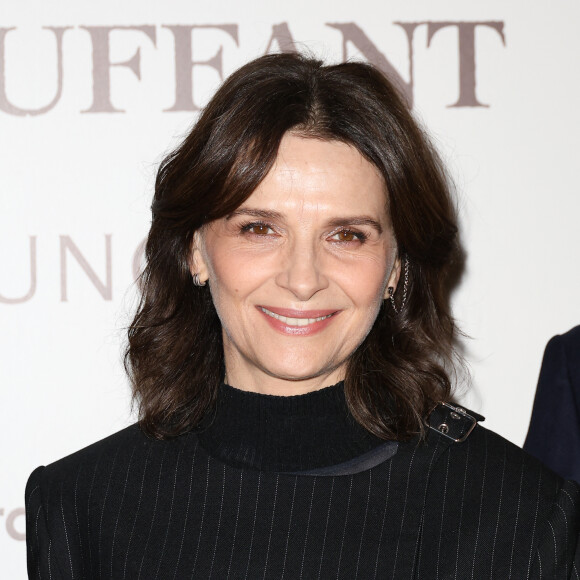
[428,402,478,443]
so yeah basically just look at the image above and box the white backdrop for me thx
[2,1,580,576]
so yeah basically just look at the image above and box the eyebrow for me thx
[226,208,284,221]
[326,217,383,234]
[227,208,383,234]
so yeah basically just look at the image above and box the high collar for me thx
[196,382,385,472]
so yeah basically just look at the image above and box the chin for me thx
[262,338,347,371]
[260,358,342,385]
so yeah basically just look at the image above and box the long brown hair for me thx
[126,53,461,440]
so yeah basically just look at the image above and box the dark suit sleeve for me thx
[524,332,580,482]
[26,466,65,579]
[530,479,580,578]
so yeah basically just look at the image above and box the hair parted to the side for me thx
[125,52,462,440]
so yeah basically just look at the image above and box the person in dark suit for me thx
[26,53,580,578]
[524,325,580,483]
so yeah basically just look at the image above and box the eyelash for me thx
[329,229,368,243]
[239,221,276,236]
[239,221,368,243]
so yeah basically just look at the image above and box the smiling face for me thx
[192,133,400,395]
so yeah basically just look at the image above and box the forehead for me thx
[241,133,388,218]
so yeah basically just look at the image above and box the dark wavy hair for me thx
[125,52,461,440]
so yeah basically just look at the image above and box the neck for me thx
[223,363,346,397]
[196,381,385,472]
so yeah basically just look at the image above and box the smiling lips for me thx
[258,306,339,336]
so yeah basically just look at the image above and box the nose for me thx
[275,239,329,301]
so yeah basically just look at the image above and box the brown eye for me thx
[337,230,356,242]
[329,229,368,243]
[331,230,360,242]
[251,224,271,235]
[241,222,274,236]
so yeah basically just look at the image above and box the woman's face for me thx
[193,133,400,395]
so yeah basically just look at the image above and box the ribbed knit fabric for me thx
[26,383,580,578]
[197,382,386,472]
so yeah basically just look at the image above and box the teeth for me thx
[260,307,332,326]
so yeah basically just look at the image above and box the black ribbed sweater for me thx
[26,383,580,578]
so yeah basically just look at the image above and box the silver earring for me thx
[192,273,206,287]
[389,254,409,314]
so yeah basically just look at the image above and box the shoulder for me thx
[434,421,566,498]
[422,421,580,576]
[538,325,580,389]
[425,404,561,492]
[27,424,145,494]
[449,420,556,469]
[25,424,154,576]
[25,424,201,577]
[26,423,196,508]
[424,405,577,528]
[421,425,580,578]
[545,324,580,356]
[555,324,580,346]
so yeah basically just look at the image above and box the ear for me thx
[383,255,402,299]
[189,230,210,284]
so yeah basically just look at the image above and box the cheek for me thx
[339,258,392,306]
[205,241,242,284]
[205,246,272,305]
[201,247,238,317]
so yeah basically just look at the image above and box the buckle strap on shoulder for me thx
[427,402,484,443]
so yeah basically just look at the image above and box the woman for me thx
[26,53,580,578]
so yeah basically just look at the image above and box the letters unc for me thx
[0,235,144,304]
[0,20,505,115]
